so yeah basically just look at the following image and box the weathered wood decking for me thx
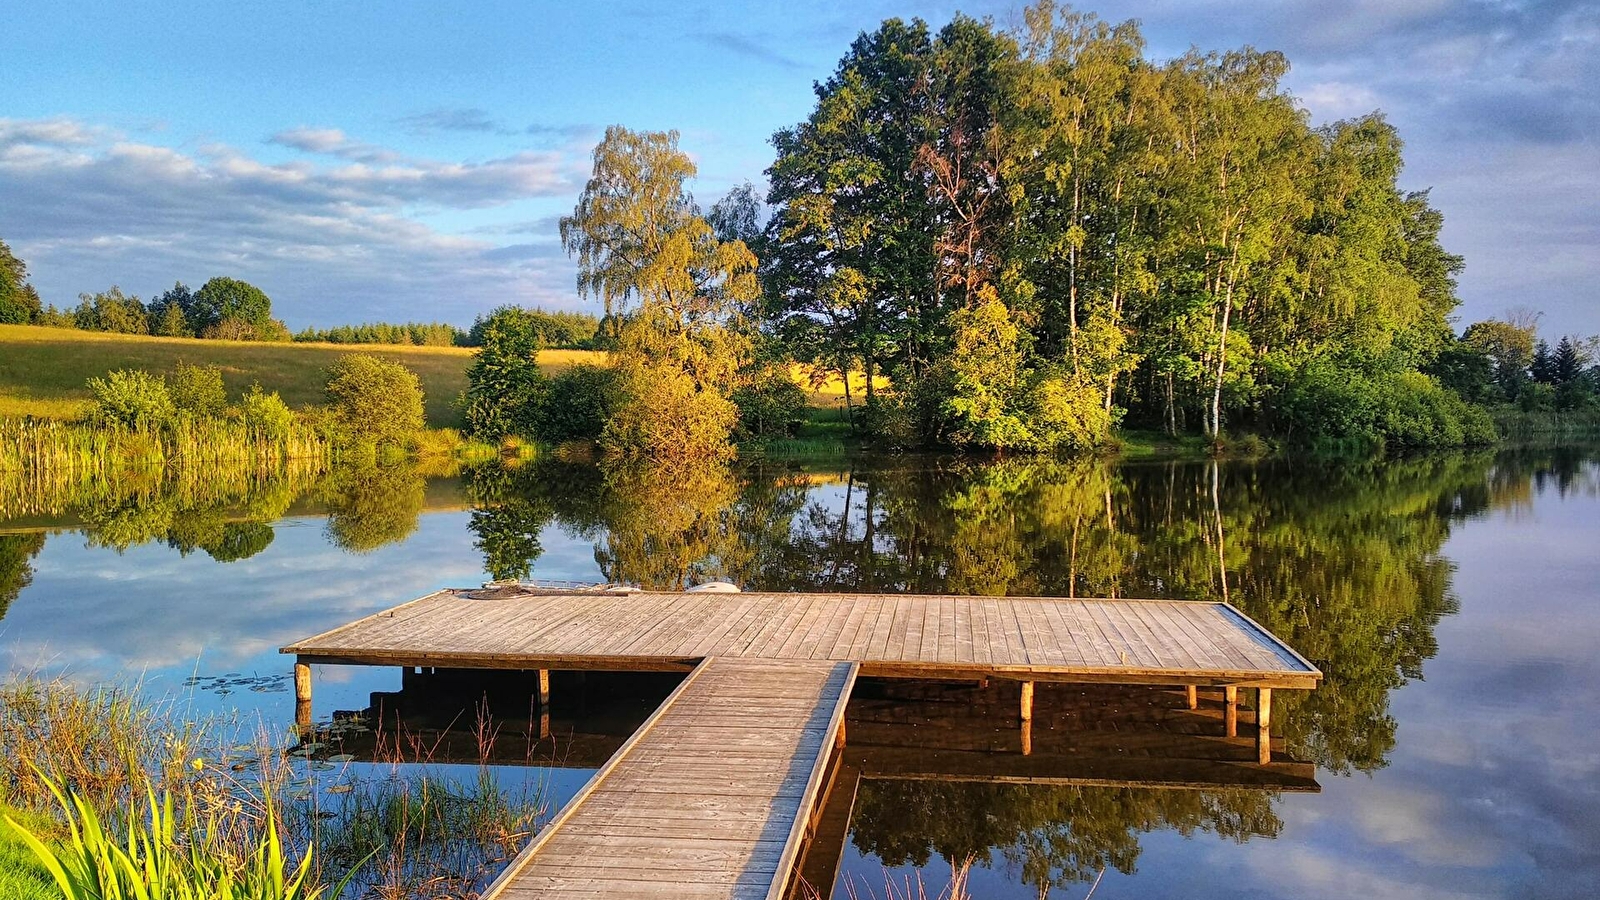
[481,657,856,900]
[283,589,1319,688]
[283,588,1320,900]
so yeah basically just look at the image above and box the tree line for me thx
[0,238,604,351]
[462,3,1597,459]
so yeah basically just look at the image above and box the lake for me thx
[2,447,1596,899]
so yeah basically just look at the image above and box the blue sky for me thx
[2,0,1596,337]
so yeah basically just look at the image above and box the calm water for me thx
[2,448,1597,899]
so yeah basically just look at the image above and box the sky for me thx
[1,0,1596,337]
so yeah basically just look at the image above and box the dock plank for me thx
[285,591,1320,688]
[481,656,856,900]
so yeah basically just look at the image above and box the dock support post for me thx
[1225,686,1238,737]
[293,660,312,733]
[1256,688,1273,764]
[1019,681,1034,722]
[537,669,551,741]
[1186,685,1198,710]
[1021,719,1032,756]
[835,719,847,751]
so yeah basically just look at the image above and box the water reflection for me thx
[2,446,1597,897]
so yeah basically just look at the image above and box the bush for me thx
[1276,360,1496,451]
[1021,369,1113,452]
[732,371,807,439]
[324,354,425,447]
[168,362,227,417]
[602,364,738,462]
[540,365,618,444]
[86,370,174,430]
[239,384,295,440]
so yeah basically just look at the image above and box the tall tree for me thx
[766,19,939,404]
[0,239,41,324]
[561,126,758,461]
[190,276,274,338]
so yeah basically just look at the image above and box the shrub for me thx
[732,371,807,439]
[324,354,425,447]
[240,384,295,440]
[1276,359,1496,451]
[85,370,174,430]
[168,362,227,417]
[1021,369,1113,453]
[540,364,618,444]
[602,364,738,463]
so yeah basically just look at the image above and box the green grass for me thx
[0,325,610,430]
[0,803,61,900]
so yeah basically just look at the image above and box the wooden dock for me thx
[480,657,855,900]
[283,588,1320,899]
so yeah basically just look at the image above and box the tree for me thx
[324,354,425,447]
[1530,339,1555,383]
[148,282,195,337]
[190,277,274,338]
[766,20,939,408]
[1551,337,1584,386]
[463,307,550,438]
[560,126,758,462]
[0,239,41,324]
[1463,318,1536,397]
[74,287,149,334]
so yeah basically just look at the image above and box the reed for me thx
[0,677,546,899]
[3,771,355,900]
[0,417,333,488]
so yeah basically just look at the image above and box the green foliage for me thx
[0,534,44,621]
[295,321,466,347]
[561,126,758,461]
[466,307,597,349]
[323,354,425,447]
[763,6,1484,450]
[732,370,808,439]
[191,277,275,339]
[1276,359,1496,451]
[602,358,740,463]
[240,384,296,440]
[462,310,548,439]
[539,364,617,444]
[86,369,175,430]
[2,771,342,900]
[0,240,41,325]
[72,287,149,334]
[169,362,227,417]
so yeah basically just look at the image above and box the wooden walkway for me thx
[480,657,856,900]
[284,588,1320,900]
[284,589,1319,688]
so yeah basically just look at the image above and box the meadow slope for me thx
[0,325,602,429]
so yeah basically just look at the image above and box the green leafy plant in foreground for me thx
[3,771,362,900]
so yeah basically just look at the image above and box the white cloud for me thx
[0,118,589,325]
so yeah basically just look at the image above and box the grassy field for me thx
[0,324,893,436]
[0,325,604,429]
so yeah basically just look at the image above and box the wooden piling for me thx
[1256,687,1273,764]
[1225,685,1238,737]
[1186,684,1198,710]
[293,660,313,733]
[537,669,551,740]
[1020,681,1034,722]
